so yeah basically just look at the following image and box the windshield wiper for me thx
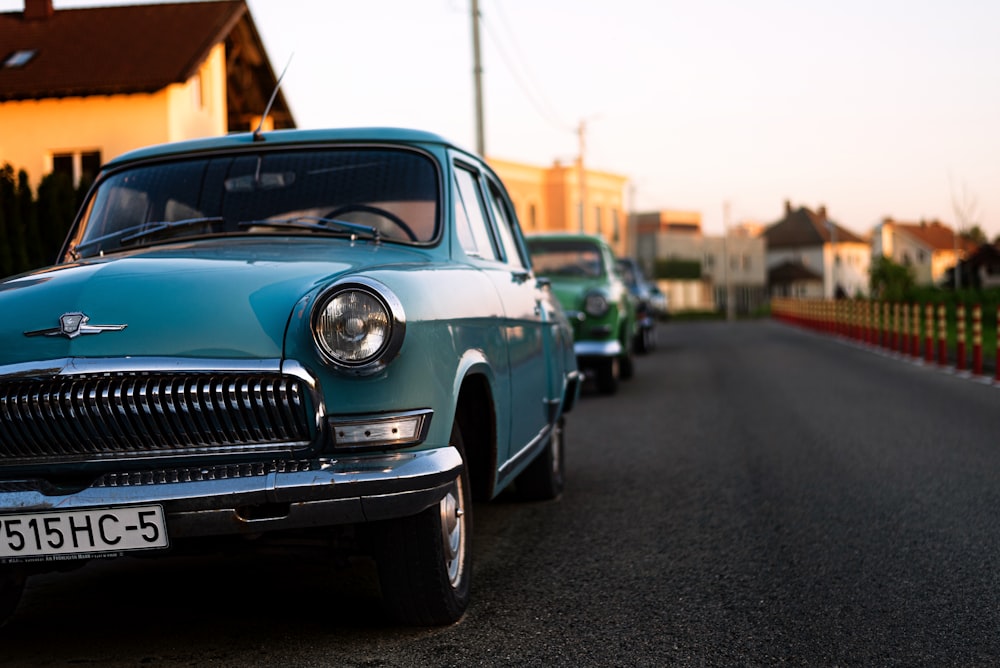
[237,216,381,241]
[72,217,226,257]
[120,217,226,244]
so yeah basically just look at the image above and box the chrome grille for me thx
[0,373,313,464]
[95,460,315,487]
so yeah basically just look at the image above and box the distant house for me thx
[763,201,870,298]
[950,243,1000,290]
[0,0,293,188]
[871,218,967,286]
[628,209,768,315]
[768,259,824,299]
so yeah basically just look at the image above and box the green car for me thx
[0,127,582,627]
[526,232,638,394]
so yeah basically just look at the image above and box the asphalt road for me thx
[6,320,1000,667]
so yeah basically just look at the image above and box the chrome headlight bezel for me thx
[311,277,406,375]
[583,290,611,318]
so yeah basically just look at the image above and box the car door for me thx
[452,160,548,468]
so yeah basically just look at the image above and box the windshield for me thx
[68,147,440,258]
[527,239,606,279]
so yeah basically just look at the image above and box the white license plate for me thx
[0,505,169,563]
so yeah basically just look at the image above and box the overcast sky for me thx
[4,0,999,238]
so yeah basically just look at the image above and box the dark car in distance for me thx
[616,257,658,353]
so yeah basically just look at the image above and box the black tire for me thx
[366,420,472,626]
[596,357,619,394]
[619,348,635,381]
[641,325,656,354]
[513,417,565,501]
[635,325,657,355]
[0,569,25,629]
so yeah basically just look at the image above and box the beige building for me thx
[0,0,293,188]
[631,209,768,315]
[489,158,630,257]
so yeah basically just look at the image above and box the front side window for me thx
[67,147,440,259]
[453,165,498,261]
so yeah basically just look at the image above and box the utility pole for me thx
[576,119,587,233]
[826,216,838,298]
[471,0,485,156]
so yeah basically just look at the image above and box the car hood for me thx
[0,239,429,365]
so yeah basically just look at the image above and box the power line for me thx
[478,1,574,134]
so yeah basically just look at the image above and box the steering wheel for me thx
[325,204,418,241]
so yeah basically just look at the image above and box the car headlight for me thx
[583,291,610,318]
[311,278,405,375]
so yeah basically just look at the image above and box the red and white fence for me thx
[771,298,996,382]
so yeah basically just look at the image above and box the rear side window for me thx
[485,178,526,270]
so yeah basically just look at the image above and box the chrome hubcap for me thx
[439,478,466,587]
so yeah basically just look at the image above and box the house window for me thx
[528,203,537,230]
[704,253,715,268]
[3,49,36,68]
[191,72,203,109]
[611,208,620,242]
[594,206,602,235]
[52,150,102,186]
[52,155,73,180]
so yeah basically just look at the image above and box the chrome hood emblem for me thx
[24,312,128,339]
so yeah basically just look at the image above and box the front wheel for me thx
[512,417,565,501]
[366,420,472,626]
[595,357,620,394]
[0,569,26,628]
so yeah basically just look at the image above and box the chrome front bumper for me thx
[574,340,623,357]
[0,446,463,538]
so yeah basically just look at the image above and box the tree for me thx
[3,168,29,276]
[961,224,987,246]
[0,165,15,278]
[16,170,43,270]
[869,256,915,302]
[949,175,980,290]
[36,171,77,265]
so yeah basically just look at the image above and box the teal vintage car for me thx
[0,127,581,627]
[525,232,637,395]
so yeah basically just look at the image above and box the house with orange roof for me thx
[871,218,968,286]
[0,0,293,188]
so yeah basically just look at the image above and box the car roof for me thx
[526,231,609,243]
[105,127,466,168]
